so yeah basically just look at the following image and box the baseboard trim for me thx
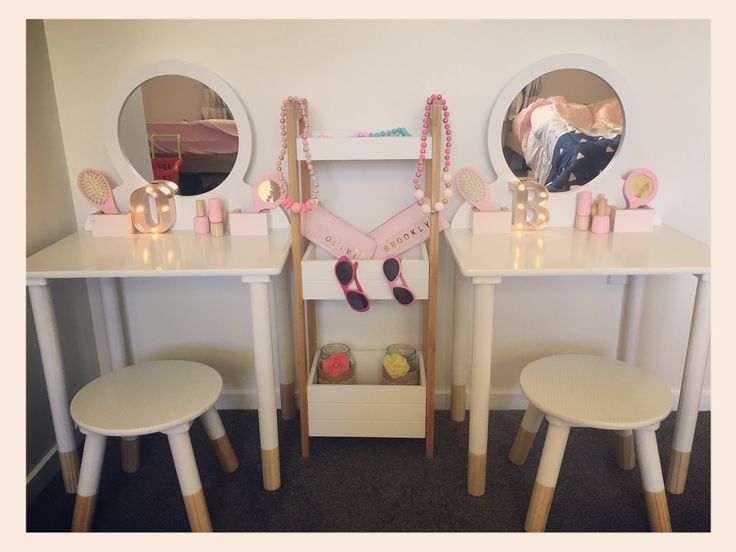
[216,387,711,412]
[26,445,61,506]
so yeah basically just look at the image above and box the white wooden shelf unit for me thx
[285,100,444,459]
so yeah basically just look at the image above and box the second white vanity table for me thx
[446,226,710,496]
[449,53,711,497]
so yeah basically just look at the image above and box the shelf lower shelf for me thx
[307,348,426,438]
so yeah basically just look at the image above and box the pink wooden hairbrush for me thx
[454,167,493,212]
[77,168,120,214]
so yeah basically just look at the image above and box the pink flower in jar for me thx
[323,352,349,378]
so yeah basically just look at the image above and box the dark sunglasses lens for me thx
[393,287,414,305]
[383,258,400,281]
[346,291,369,311]
[335,261,354,286]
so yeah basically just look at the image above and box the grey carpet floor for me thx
[26,410,710,532]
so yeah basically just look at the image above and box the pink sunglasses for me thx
[334,256,370,312]
[383,255,415,306]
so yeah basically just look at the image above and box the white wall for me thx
[38,20,709,414]
[26,20,100,498]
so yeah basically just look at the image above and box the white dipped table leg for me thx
[451,265,472,422]
[615,274,646,470]
[467,277,501,496]
[99,278,140,473]
[246,278,281,491]
[272,268,295,420]
[28,280,79,494]
[667,273,710,494]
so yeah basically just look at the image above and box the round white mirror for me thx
[119,74,239,196]
[105,60,253,216]
[447,54,636,229]
[501,68,624,193]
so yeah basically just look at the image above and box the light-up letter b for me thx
[509,179,550,230]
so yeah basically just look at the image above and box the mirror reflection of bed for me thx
[120,74,239,196]
[503,68,624,193]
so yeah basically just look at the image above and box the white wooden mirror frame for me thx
[103,59,288,230]
[452,54,636,229]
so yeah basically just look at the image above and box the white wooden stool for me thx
[510,354,673,532]
[69,360,239,532]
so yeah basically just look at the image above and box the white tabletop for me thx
[26,229,292,279]
[444,225,710,278]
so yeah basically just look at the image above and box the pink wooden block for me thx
[229,211,268,235]
[90,213,133,237]
[612,206,656,233]
[472,209,512,234]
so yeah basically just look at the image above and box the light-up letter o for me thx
[130,181,179,233]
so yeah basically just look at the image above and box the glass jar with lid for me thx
[318,343,355,384]
[382,343,419,385]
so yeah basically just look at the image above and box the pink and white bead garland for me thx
[414,94,453,214]
[276,96,318,213]
[274,94,453,215]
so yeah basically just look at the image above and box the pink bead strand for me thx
[414,94,453,214]
[275,96,318,213]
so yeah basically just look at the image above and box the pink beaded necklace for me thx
[274,94,453,214]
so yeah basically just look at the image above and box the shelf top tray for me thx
[26,229,292,280]
[445,225,710,278]
[295,131,433,161]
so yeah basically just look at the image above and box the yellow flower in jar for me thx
[383,353,410,378]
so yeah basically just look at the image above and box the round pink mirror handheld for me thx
[623,168,659,209]
[252,173,285,212]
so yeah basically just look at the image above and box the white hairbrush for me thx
[454,167,493,212]
[77,168,120,214]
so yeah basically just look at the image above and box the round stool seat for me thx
[71,360,222,436]
[520,354,672,430]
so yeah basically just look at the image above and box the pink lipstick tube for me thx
[575,191,592,231]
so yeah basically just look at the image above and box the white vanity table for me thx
[445,225,710,496]
[27,229,292,493]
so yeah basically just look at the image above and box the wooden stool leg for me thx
[166,426,213,532]
[509,404,544,465]
[121,436,140,473]
[634,426,672,532]
[525,420,570,532]
[614,429,636,470]
[71,433,107,532]
[201,406,239,473]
